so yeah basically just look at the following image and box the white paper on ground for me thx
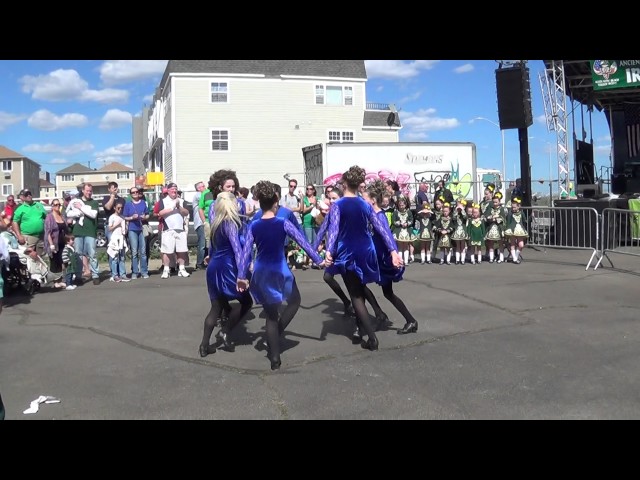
[23,395,61,415]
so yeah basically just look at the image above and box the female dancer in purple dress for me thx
[199,192,253,357]
[324,166,403,351]
[237,181,325,370]
[362,180,419,334]
[315,188,392,342]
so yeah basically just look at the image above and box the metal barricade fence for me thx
[522,206,601,270]
[594,208,640,270]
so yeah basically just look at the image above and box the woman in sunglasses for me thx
[44,199,70,288]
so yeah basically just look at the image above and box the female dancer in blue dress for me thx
[199,192,253,357]
[362,180,419,334]
[237,181,324,370]
[324,166,403,351]
[315,188,392,341]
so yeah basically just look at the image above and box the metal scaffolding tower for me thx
[539,60,570,198]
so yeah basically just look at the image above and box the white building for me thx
[140,60,401,192]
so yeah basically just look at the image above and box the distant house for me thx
[39,178,56,200]
[139,60,401,192]
[0,145,41,201]
[55,162,136,196]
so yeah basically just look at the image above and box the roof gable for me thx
[97,162,134,173]
[56,163,94,175]
[0,145,25,159]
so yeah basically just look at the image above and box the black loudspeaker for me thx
[496,67,533,130]
[575,140,595,185]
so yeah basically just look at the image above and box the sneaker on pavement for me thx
[65,285,77,290]
[110,276,121,283]
[93,278,101,285]
[120,276,131,282]
[161,270,170,279]
[178,269,190,278]
[142,274,150,279]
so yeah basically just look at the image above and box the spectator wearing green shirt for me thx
[199,179,216,251]
[66,183,101,285]
[11,189,47,256]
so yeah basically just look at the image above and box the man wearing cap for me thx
[158,182,190,279]
[11,189,47,256]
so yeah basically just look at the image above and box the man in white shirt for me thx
[158,183,190,279]
[280,178,302,225]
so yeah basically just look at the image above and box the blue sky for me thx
[0,60,612,193]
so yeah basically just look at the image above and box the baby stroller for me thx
[1,233,51,296]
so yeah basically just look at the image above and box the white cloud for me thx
[95,143,133,157]
[403,131,429,141]
[20,69,129,104]
[398,91,422,104]
[0,111,27,131]
[365,60,440,80]
[99,60,168,86]
[28,109,88,131]
[597,135,611,143]
[454,63,474,74]
[22,141,94,155]
[50,158,69,164]
[596,144,612,153]
[99,109,133,130]
[142,94,154,104]
[535,114,548,125]
[401,108,459,134]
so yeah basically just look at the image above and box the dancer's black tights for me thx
[323,271,350,306]
[381,283,417,324]
[263,281,301,360]
[342,270,377,341]
[323,271,384,318]
[201,292,253,348]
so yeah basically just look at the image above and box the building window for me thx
[2,184,12,196]
[315,85,353,106]
[117,173,131,180]
[211,82,228,103]
[211,129,229,151]
[328,131,354,143]
[62,174,74,182]
[1,161,12,172]
[344,86,353,106]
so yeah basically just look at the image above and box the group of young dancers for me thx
[199,166,418,370]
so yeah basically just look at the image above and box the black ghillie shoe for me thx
[199,344,216,357]
[360,337,379,351]
[397,321,418,335]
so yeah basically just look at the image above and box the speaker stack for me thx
[495,66,533,130]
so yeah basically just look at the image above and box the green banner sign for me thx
[591,60,640,90]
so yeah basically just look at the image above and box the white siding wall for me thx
[171,76,397,189]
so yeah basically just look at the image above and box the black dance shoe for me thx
[361,337,379,351]
[269,354,281,371]
[376,313,393,331]
[199,344,216,357]
[216,330,235,352]
[352,326,362,344]
[397,321,418,335]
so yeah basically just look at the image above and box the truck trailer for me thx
[303,141,499,202]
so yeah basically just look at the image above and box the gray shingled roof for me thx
[56,162,94,175]
[160,60,367,89]
[364,111,402,128]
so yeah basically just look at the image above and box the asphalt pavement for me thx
[1,247,639,419]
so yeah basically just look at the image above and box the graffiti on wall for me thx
[323,160,473,200]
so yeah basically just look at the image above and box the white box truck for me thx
[303,142,493,202]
